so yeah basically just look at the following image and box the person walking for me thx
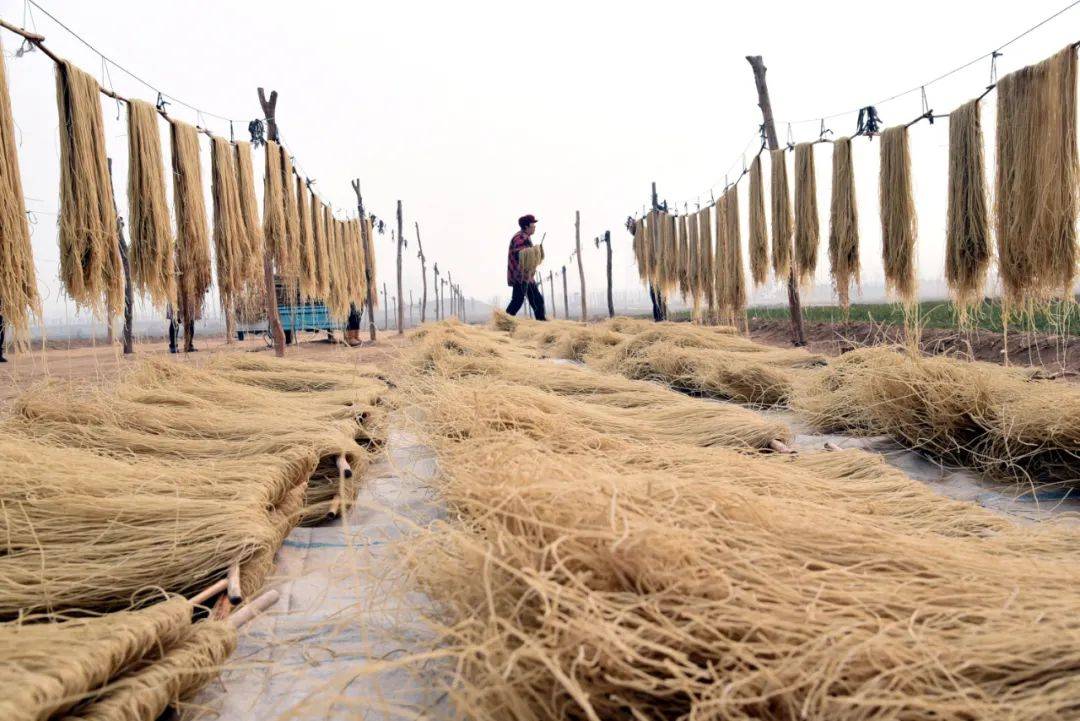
[505,214,546,320]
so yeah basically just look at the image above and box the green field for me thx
[664,299,1080,334]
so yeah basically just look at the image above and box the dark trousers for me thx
[0,313,6,360]
[346,303,362,331]
[169,319,196,352]
[506,282,546,320]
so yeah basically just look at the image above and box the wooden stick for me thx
[210,594,232,621]
[575,210,587,321]
[328,495,342,517]
[824,441,842,452]
[768,439,795,454]
[229,589,280,628]
[336,454,353,479]
[226,563,242,605]
[189,578,229,606]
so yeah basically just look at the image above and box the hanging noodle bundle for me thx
[233,140,265,323]
[945,99,991,319]
[262,141,288,277]
[296,176,317,299]
[55,60,122,316]
[748,155,769,287]
[793,142,819,286]
[280,146,301,287]
[724,186,746,318]
[0,39,38,344]
[714,196,729,321]
[675,214,690,297]
[994,45,1078,307]
[348,219,369,308]
[697,207,713,313]
[364,216,377,306]
[312,194,331,300]
[648,211,663,292]
[661,212,678,295]
[210,137,246,316]
[879,125,918,302]
[829,136,860,309]
[770,148,793,279]
[632,216,647,284]
[125,99,173,309]
[686,212,699,305]
[324,215,349,320]
[170,121,211,324]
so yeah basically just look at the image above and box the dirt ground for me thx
[0,331,409,408]
[749,318,1080,375]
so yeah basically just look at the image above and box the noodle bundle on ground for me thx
[946,98,991,319]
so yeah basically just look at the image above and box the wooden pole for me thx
[547,270,556,318]
[602,230,614,317]
[441,278,447,318]
[746,56,806,347]
[562,265,569,320]
[409,289,414,327]
[106,158,134,355]
[382,283,388,330]
[415,221,427,323]
[575,211,586,321]
[258,88,288,356]
[433,264,440,320]
[395,200,405,335]
[350,180,377,342]
[447,272,454,317]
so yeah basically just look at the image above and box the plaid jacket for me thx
[506,231,533,286]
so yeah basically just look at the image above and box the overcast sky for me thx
[5,0,1079,323]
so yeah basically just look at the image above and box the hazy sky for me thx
[5,0,1079,322]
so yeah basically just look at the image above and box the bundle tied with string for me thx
[697,206,714,312]
[311,193,331,300]
[55,59,122,317]
[262,141,288,278]
[946,98,991,320]
[233,140,265,324]
[210,137,246,319]
[296,176,318,300]
[280,146,301,288]
[519,245,544,281]
[770,148,793,279]
[724,186,746,318]
[748,154,769,287]
[994,44,1078,308]
[793,142,820,286]
[829,136,860,309]
[170,120,211,324]
[125,99,173,309]
[879,125,918,303]
[0,38,38,345]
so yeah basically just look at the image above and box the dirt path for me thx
[749,318,1080,375]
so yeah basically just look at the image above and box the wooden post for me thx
[258,88,287,356]
[350,179,377,342]
[599,230,614,318]
[433,263,440,320]
[447,272,453,317]
[575,211,586,321]
[649,181,667,321]
[106,158,134,355]
[747,56,806,346]
[409,289,414,327]
[441,278,447,318]
[562,265,569,320]
[415,221,427,323]
[382,283,388,330]
[395,200,405,335]
[547,270,556,318]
